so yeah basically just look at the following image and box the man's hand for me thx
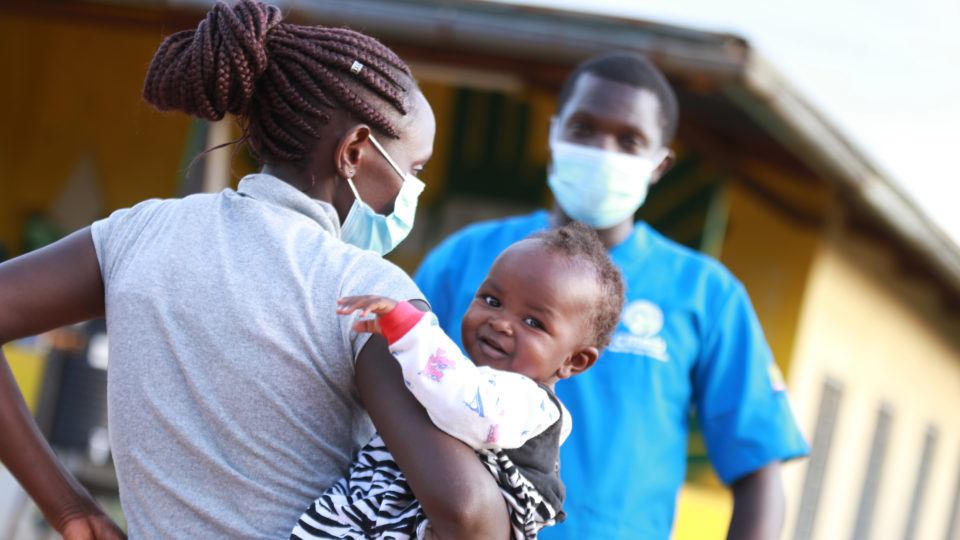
[60,511,126,540]
[336,295,400,334]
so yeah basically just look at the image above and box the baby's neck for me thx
[539,377,559,389]
[471,359,558,388]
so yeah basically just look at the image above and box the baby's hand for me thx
[336,295,400,334]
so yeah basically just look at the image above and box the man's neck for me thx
[549,207,634,249]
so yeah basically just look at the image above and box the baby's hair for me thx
[143,0,414,164]
[531,223,625,350]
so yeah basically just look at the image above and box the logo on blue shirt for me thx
[608,300,669,361]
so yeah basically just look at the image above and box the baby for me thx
[291,223,625,539]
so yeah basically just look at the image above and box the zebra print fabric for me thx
[291,435,561,539]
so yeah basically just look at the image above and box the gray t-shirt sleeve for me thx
[90,199,166,285]
[338,251,426,363]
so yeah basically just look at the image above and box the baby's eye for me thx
[523,317,544,330]
[481,295,501,308]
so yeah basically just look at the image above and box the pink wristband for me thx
[379,301,426,344]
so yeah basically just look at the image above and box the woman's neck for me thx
[261,163,336,203]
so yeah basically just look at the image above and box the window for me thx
[902,425,938,540]
[945,452,960,540]
[793,376,844,540]
[851,402,893,540]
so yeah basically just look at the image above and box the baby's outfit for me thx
[291,302,570,539]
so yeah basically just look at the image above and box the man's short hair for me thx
[557,53,679,144]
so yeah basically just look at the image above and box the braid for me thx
[262,74,321,139]
[264,63,329,123]
[271,48,401,137]
[250,99,304,161]
[143,0,416,164]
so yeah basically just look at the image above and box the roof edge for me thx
[737,52,960,296]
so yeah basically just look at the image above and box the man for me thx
[414,53,809,539]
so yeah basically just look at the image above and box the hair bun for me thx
[143,0,283,120]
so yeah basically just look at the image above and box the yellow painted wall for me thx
[719,182,821,376]
[2,344,46,413]
[783,222,960,540]
[416,81,456,207]
[674,484,734,539]
[0,12,190,254]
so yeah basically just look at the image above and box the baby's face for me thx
[461,239,598,384]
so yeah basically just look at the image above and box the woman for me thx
[0,1,508,538]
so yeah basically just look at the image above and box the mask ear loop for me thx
[368,134,408,180]
[345,176,364,204]
[651,147,671,166]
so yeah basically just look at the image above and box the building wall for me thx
[2,344,45,413]
[783,221,960,540]
[720,181,821,379]
[0,11,189,256]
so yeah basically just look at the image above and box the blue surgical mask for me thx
[547,138,668,229]
[340,135,425,255]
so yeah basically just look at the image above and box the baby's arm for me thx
[337,296,560,450]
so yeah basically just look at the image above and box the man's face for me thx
[554,72,667,159]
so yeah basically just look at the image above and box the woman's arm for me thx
[0,228,125,539]
[341,297,560,450]
[355,334,510,540]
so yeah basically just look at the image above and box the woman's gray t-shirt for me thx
[90,173,424,538]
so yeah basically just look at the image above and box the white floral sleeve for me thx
[384,310,560,450]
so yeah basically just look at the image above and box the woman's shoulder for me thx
[338,249,424,305]
[91,197,178,250]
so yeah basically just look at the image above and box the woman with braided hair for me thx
[0,1,510,538]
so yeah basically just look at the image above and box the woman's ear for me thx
[557,346,599,380]
[335,125,371,180]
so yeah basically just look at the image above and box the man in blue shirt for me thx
[414,53,809,539]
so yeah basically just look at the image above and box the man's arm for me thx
[355,334,510,540]
[0,228,125,539]
[727,462,785,540]
[692,282,807,539]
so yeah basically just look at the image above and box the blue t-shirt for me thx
[414,210,809,539]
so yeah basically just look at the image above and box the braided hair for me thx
[143,0,415,164]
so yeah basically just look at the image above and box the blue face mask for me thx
[548,138,668,229]
[340,134,425,256]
